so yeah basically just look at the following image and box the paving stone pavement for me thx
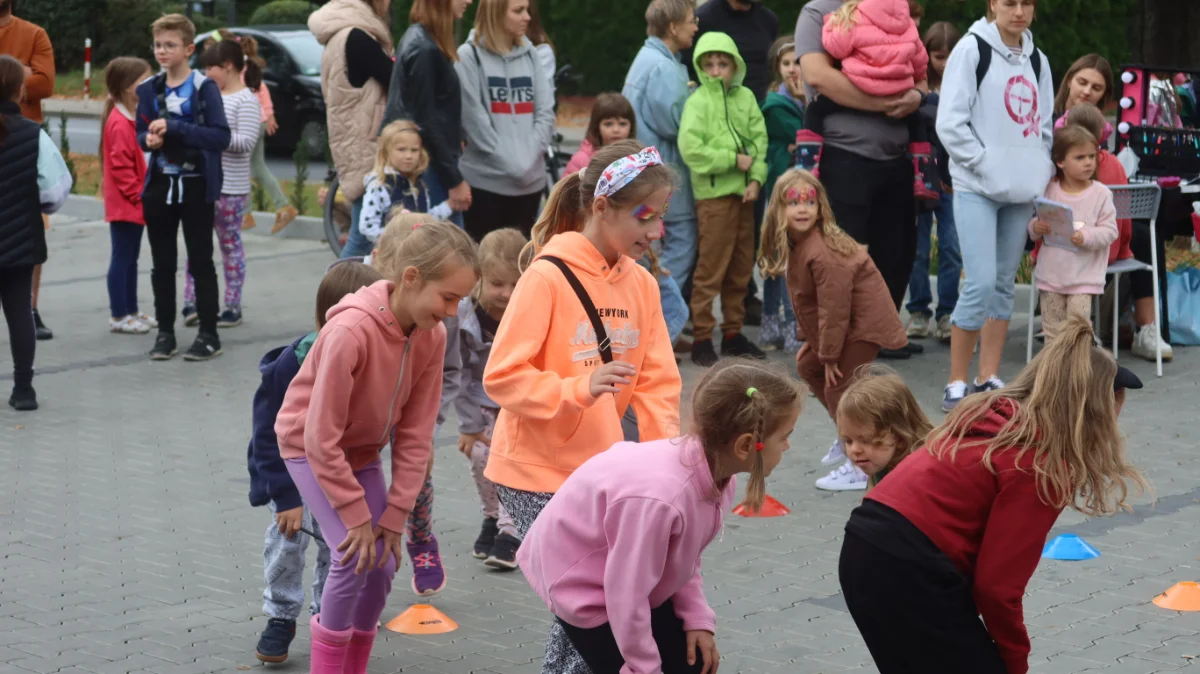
[2,211,1199,674]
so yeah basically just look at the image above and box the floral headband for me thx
[593,146,663,199]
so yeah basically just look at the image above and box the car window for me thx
[274,32,324,77]
[256,39,292,77]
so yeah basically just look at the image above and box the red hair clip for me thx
[754,442,764,452]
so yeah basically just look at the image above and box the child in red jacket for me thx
[101,57,154,334]
[838,315,1146,674]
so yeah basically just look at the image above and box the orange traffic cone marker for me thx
[1153,582,1200,611]
[385,604,459,634]
[732,494,790,518]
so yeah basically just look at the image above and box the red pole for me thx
[83,38,92,100]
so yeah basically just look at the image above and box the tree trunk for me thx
[1135,0,1200,69]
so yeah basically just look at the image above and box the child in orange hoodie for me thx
[483,139,682,674]
[274,221,478,674]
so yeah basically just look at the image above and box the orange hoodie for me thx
[483,232,682,494]
[276,280,446,533]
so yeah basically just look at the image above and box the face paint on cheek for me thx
[631,204,656,221]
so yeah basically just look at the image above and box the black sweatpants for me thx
[839,531,1007,674]
[1128,218,1172,342]
[143,174,219,335]
[463,186,542,242]
[0,265,35,389]
[557,598,706,674]
[819,145,918,310]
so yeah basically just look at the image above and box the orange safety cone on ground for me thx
[732,494,790,518]
[385,604,459,634]
[1153,582,1200,612]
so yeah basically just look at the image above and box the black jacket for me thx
[0,102,46,269]
[383,24,464,189]
[684,0,779,102]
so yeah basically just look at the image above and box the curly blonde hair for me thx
[837,365,933,488]
[758,169,861,278]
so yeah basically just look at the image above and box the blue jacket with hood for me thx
[135,70,231,204]
[247,333,317,511]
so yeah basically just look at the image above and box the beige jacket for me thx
[310,0,392,202]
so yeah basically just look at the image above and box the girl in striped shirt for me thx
[182,36,262,328]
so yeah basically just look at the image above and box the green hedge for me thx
[248,0,315,26]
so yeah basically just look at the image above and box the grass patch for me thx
[54,69,108,100]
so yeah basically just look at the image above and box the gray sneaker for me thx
[906,314,932,339]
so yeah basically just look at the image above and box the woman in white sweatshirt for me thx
[935,0,1053,412]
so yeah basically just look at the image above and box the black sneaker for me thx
[744,295,763,327]
[691,339,718,368]
[877,347,911,360]
[484,533,520,571]
[182,306,199,327]
[218,308,243,327]
[32,309,52,341]
[184,332,222,362]
[8,385,37,411]
[473,517,499,560]
[150,332,178,361]
[721,332,766,359]
[254,617,296,664]
[904,341,924,355]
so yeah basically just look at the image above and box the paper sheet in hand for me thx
[1035,198,1079,252]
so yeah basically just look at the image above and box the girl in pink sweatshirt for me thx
[1029,125,1118,341]
[518,360,804,674]
[273,221,479,674]
[564,93,637,175]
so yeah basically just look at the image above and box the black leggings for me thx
[557,598,706,674]
[463,186,542,243]
[1127,218,1171,340]
[839,531,1007,674]
[0,265,35,389]
[143,174,219,335]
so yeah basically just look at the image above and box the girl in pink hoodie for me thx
[518,360,804,674]
[273,221,479,674]
[564,93,637,175]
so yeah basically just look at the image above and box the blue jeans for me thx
[659,218,698,290]
[340,196,372,259]
[659,273,688,343]
[906,192,961,319]
[107,221,143,318]
[422,167,465,228]
[950,191,1034,332]
[762,276,794,323]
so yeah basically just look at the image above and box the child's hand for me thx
[317,186,329,207]
[376,526,404,571]
[736,154,753,172]
[146,133,163,150]
[1033,219,1051,236]
[148,119,168,136]
[1071,231,1085,246]
[338,521,378,574]
[743,181,760,203]
[685,630,720,674]
[458,432,489,456]
[266,115,279,136]
[275,507,304,540]
[795,342,810,370]
[824,362,843,388]
[589,360,637,398]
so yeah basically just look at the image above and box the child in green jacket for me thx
[680,31,769,368]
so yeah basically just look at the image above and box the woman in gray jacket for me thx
[456,0,555,241]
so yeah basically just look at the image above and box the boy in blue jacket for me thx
[246,260,382,663]
[137,14,231,363]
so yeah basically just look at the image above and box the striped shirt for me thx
[220,88,262,195]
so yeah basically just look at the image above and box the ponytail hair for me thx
[0,55,25,144]
[237,33,266,92]
[202,31,261,91]
[372,215,480,286]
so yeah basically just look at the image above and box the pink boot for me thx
[309,615,352,674]
[343,627,377,674]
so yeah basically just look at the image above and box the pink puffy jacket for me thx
[822,0,928,98]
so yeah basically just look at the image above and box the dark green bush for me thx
[21,0,99,70]
[248,0,314,26]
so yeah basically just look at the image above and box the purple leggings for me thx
[285,457,397,632]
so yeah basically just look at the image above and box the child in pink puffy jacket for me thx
[803,0,936,200]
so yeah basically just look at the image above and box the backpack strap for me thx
[974,33,1043,90]
[154,72,169,121]
[539,255,613,364]
[1030,47,1043,86]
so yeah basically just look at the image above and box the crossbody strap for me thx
[540,255,612,364]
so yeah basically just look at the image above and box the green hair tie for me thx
[746,387,758,398]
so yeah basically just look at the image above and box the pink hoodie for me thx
[276,280,446,533]
[822,0,928,97]
[1029,180,1119,295]
[564,138,596,176]
[519,437,734,674]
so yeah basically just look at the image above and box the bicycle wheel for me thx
[323,175,351,258]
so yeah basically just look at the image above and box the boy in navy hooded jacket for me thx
[246,260,382,664]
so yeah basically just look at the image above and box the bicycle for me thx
[544,64,581,197]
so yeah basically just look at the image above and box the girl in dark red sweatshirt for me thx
[839,314,1147,674]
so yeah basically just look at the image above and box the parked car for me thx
[193,25,326,159]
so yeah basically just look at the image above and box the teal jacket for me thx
[678,32,768,201]
[761,87,805,202]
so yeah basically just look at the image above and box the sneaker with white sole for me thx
[942,380,968,412]
[134,313,158,329]
[935,315,952,342]
[820,438,846,466]
[110,316,150,334]
[1132,324,1173,362]
[972,376,1005,394]
[906,314,932,338]
[815,461,868,491]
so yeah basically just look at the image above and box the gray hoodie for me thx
[438,298,498,434]
[455,30,555,197]
[935,18,1054,205]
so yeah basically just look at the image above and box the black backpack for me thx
[973,33,1043,90]
[152,72,207,171]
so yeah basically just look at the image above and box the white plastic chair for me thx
[1025,183,1164,376]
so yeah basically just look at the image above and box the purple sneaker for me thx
[407,537,446,597]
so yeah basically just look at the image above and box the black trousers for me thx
[143,174,219,335]
[839,531,1007,674]
[819,145,917,310]
[557,598,706,674]
[0,265,35,389]
[1128,218,1172,342]
[463,186,542,243]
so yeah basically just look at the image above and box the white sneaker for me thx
[110,316,150,334]
[815,461,868,491]
[133,313,159,329]
[906,314,932,338]
[1132,324,1173,362]
[820,438,846,466]
[935,315,952,341]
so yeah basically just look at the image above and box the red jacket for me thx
[102,105,147,225]
[866,401,1063,674]
[1032,150,1132,266]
